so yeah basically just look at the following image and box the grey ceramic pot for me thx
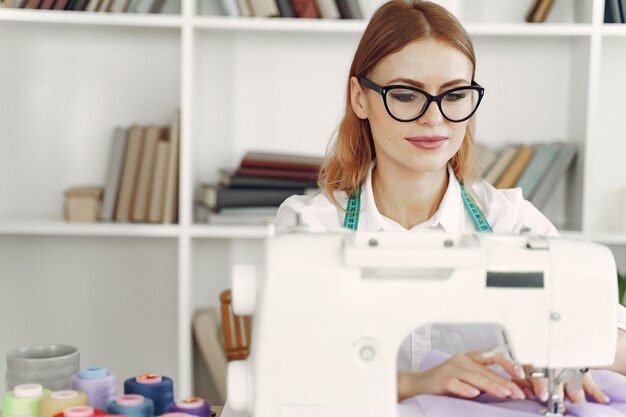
[5,344,79,391]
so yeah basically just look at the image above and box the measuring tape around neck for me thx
[343,183,493,233]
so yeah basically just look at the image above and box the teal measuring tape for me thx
[343,183,493,232]
[460,184,493,233]
[343,186,361,230]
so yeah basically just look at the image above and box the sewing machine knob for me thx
[232,264,257,316]
[354,337,381,363]
[360,346,376,361]
[227,360,253,412]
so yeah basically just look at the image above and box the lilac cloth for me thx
[397,350,626,417]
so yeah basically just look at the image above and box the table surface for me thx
[214,405,223,417]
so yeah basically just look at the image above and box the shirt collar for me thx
[359,162,464,232]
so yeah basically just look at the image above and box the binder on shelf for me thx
[100,127,129,222]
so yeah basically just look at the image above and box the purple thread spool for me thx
[70,367,116,411]
[166,398,211,417]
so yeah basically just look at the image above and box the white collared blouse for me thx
[276,164,626,371]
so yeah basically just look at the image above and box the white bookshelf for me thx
[1,0,626,405]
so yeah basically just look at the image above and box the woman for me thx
[277,0,626,405]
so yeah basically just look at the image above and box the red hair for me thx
[318,0,479,208]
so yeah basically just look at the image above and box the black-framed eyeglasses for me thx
[358,76,485,123]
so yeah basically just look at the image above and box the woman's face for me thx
[351,38,474,174]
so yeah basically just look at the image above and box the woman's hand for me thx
[397,349,527,402]
[521,369,610,404]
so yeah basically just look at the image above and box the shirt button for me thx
[416,327,425,336]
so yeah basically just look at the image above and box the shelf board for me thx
[0,217,180,237]
[0,8,183,28]
[602,24,626,37]
[192,17,593,37]
[0,217,273,239]
[193,15,365,33]
[589,233,626,245]
[190,224,271,239]
[464,23,593,37]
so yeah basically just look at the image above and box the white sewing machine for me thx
[224,231,618,417]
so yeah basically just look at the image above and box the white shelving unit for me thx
[1,0,625,404]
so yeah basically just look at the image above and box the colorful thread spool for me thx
[160,413,193,417]
[41,390,89,417]
[124,375,173,416]
[52,406,106,417]
[106,394,154,417]
[2,383,51,417]
[166,398,211,417]
[70,367,117,411]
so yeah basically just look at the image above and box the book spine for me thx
[315,0,339,18]
[514,143,558,199]
[197,186,305,210]
[290,0,318,18]
[148,138,170,223]
[483,144,519,185]
[162,110,180,224]
[115,126,145,222]
[100,128,128,222]
[39,0,56,9]
[235,166,319,180]
[131,126,160,222]
[494,145,534,189]
[530,144,577,210]
[275,0,293,16]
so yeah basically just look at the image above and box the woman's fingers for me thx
[472,350,526,381]
[448,354,525,400]
[581,373,610,404]
[445,377,481,398]
[529,375,549,402]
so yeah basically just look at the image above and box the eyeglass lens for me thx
[386,87,480,122]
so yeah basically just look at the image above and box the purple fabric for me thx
[397,350,626,417]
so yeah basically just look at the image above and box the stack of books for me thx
[211,0,364,19]
[9,0,169,13]
[99,110,180,224]
[476,141,577,211]
[194,151,321,225]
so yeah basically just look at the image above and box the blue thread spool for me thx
[107,394,154,417]
[70,367,116,411]
[123,375,173,416]
[165,397,211,417]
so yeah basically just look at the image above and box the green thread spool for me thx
[2,383,51,417]
[41,390,89,417]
